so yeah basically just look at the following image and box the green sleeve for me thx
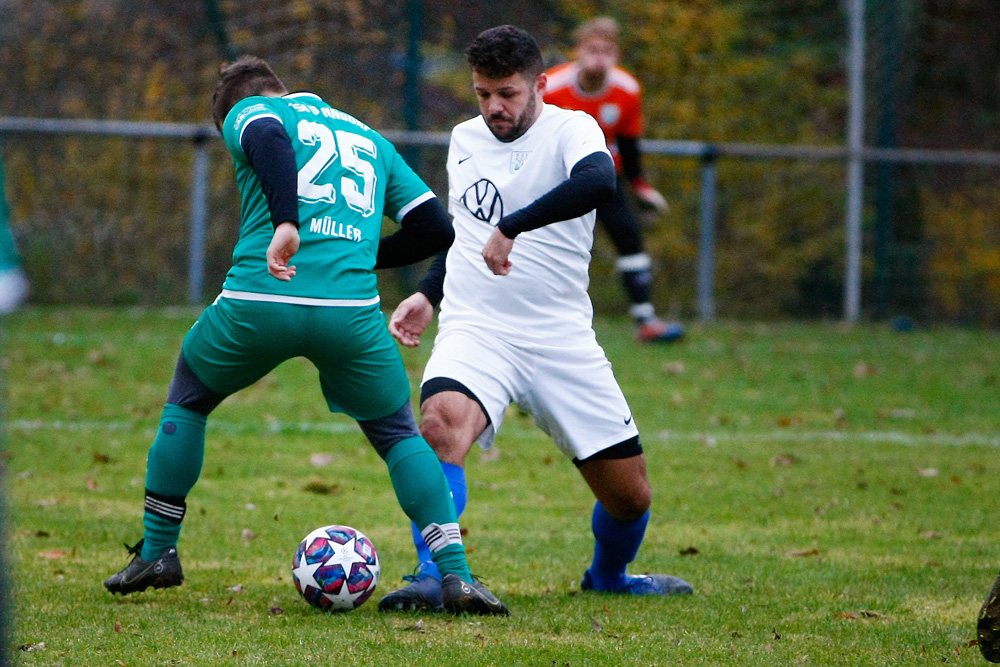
[381,141,433,222]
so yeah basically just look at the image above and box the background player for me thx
[102,56,507,616]
[378,25,692,613]
[544,16,683,343]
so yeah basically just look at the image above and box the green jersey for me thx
[0,151,19,272]
[221,93,434,303]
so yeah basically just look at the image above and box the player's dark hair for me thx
[466,25,544,80]
[211,56,288,132]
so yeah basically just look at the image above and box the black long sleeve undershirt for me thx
[617,135,643,183]
[496,151,616,238]
[417,150,617,306]
[375,198,455,270]
[240,117,300,229]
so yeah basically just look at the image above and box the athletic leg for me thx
[577,448,691,596]
[104,353,228,595]
[598,182,683,343]
[357,400,472,584]
[377,388,490,612]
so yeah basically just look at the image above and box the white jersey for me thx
[440,104,612,343]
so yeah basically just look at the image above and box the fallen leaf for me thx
[679,546,699,556]
[93,452,112,464]
[590,615,603,632]
[662,361,685,375]
[302,479,339,495]
[788,549,820,557]
[18,642,46,652]
[771,455,799,466]
[86,478,98,491]
[114,620,123,633]
[861,610,880,618]
[915,467,939,477]
[227,584,243,593]
[309,453,333,467]
[853,361,875,378]
[268,606,284,615]
[772,628,782,640]
[38,550,66,560]
[406,619,426,633]
[839,611,859,619]
[241,529,255,542]
[950,475,961,485]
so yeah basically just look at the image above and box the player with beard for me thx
[101,56,507,616]
[378,25,693,613]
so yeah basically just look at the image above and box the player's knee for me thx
[606,485,651,521]
[418,410,451,452]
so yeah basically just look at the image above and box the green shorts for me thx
[181,297,410,421]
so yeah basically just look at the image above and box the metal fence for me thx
[2,116,1000,324]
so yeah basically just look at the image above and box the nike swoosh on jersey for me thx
[458,155,473,164]
[624,415,633,425]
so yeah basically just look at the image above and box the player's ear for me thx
[535,72,547,94]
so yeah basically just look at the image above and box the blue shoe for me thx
[377,562,443,612]
[636,319,684,343]
[582,569,693,596]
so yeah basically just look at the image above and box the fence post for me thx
[187,130,211,305]
[697,145,719,321]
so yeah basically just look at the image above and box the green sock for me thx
[384,436,472,582]
[140,404,206,561]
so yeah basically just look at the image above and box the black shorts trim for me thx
[420,377,491,427]
[573,435,643,468]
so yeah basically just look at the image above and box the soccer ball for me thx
[291,525,380,611]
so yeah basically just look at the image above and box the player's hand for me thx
[389,292,434,347]
[631,178,669,214]
[482,228,514,276]
[267,221,299,281]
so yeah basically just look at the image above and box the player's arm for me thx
[481,151,616,275]
[241,117,302,280]
[375,198,454,270]
[387,251,446,348]
[619,136,668,213]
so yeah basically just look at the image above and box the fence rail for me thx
[3,116,1000,320]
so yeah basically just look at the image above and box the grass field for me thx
[3,307,999,666]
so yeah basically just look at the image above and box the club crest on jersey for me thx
[461,178,503,226]
[599,103,621,127]
[509,150,531,174]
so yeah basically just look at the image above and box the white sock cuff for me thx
[616,253,652,273]
[421,522,463,552]
[630,302,656,320]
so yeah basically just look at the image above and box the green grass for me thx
[3,307,999,665]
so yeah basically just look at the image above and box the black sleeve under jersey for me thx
[496,151,617,239]
[617,136,643,182]
[416,250,448,307]
[240,118,300,229]
[375,198,455,270]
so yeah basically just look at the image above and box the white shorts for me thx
[421,325,640,461]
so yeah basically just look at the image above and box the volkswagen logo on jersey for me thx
[461,178,504,226]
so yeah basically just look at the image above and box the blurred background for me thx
[1,0,998,325]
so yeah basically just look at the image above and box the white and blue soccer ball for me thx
[292,524,380,611]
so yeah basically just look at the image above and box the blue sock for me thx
[587,501,650,591]
[411,461,466,580]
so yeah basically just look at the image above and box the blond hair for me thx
[573,16,620,46]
